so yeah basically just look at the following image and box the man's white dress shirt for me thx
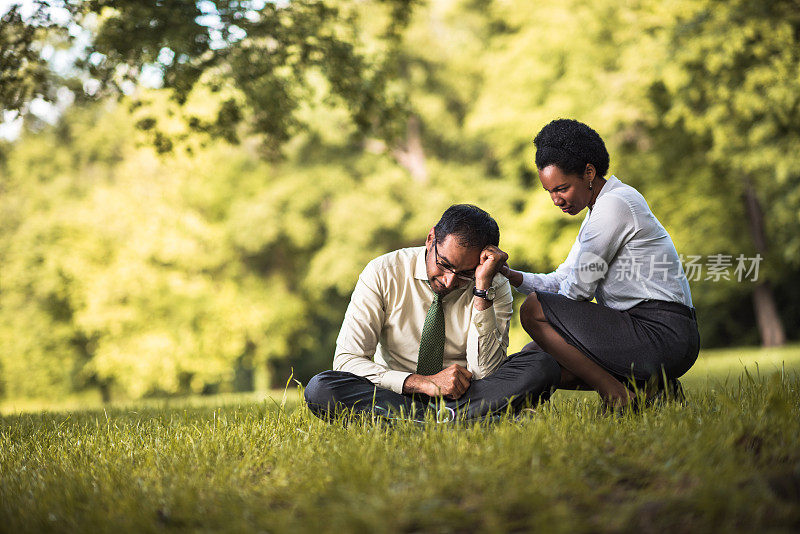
[334,246,513,394]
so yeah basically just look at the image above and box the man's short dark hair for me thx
[434,204,500,250]
[533,119,610,178]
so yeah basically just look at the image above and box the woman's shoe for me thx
[598,392,640,416]
[645,378,686,407]
[601,379,685,416]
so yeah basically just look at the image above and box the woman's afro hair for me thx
[533,119,609,178]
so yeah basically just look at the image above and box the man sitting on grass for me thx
[304,204,560,422]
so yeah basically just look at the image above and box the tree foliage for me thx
[0,2,72,113]
[1,0,798,401]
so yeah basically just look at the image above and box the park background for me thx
[2,0,799,404]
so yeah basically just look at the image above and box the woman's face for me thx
[538,164,593,216]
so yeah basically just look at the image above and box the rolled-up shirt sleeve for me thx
[466,274,513,379]
[333,261,411,394]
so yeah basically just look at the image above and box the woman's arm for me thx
[500,235,582,295]
[499,264,523,288]
[557,194,635,301]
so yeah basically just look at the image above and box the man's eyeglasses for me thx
[433,237,476,282]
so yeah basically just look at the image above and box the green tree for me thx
[467,0,800,346]
[624,0,800,346]
[3,0,799,403]
[0,2,72,113]
[0,102,311,399]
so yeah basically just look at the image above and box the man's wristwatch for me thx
[472,286,496,301]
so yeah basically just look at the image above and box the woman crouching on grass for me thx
[501,118,699,410]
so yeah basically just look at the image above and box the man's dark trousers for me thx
[304,349,561,422]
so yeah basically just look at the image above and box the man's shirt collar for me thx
[414,246,429,281]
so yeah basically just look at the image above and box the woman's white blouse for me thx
[517,176,693,311]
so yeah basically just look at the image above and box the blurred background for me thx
[1,0,798,403]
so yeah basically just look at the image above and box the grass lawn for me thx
[2,345,799,533]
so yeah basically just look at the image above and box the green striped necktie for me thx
[416,293,445,375]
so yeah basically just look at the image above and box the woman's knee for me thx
[520,293,546,331]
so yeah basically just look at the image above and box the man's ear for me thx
[426,228,435,246]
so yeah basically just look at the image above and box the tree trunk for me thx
[99,382,111,403]
[743,179,786,347]
[752,282,786,347]
[391,115,428,183]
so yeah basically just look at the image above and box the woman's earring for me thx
[589,180,593,191]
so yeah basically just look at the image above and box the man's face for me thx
[424,229,481,296]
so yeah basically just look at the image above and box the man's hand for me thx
[474,245,509,290]
[403,364,473,399]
